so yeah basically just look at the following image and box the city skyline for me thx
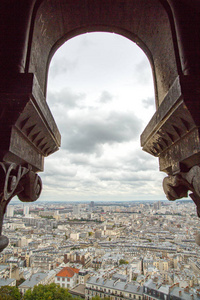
[2,199,199,299]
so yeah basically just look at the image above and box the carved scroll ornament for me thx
[0,162,42,251]
[163,165,200,245]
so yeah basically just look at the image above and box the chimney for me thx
[184,287,189,293]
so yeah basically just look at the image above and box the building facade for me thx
[55,267,79,289]
[85,276,143,300]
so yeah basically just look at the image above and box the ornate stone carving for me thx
[141,76,200,176]
[0,73,59,253]
[0,74,61,173]
[0,162,42,252]
[163,165,200,245]
[163,165,200,217]
[163,175,188,201]
[163,166,200,209]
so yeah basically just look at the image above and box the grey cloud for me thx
[99,91,113,103]
[142,97,155,109]
[47,89,86,109]
[62,111,142,154]
[42,162,77,179]
[79,35,95,48]
[49,57,77,79]
[90,158,121,171]
[69,154,91,166]
[86,148,158,173]
[96,169,158,183]
[134,58,152,84]
[98,175,113,181]
[123,149,158,172]
[40,33,164,201]
[119,172,157,182]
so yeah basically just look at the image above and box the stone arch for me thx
[27,0,180,108]
[0,0,200,250]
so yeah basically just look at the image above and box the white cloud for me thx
[40,32,167,202]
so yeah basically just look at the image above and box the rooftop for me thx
[19,272,48,288]
[56,267,79,278]
[87,276,143,294]
[70,283,85,298]
[0,278,16,286]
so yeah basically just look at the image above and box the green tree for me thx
[23,283,81,300]
[119,259,129,265]
[0,286,21,300]
[16,277,25,287]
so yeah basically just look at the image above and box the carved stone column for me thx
[141,75,200,220]
[163,166,200,245]
[0,163,42,251]
[163,166,200,214]
[0,73,61,251]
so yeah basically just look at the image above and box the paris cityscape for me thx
[0,2,198,299]
[1,199,200,299]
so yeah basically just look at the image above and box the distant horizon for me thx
[10,197,192,205]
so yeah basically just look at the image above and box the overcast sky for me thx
[39,32,167,202]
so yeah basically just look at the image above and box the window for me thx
[57,277,60,281]
[67,278,70,282]
[62,277,65,281]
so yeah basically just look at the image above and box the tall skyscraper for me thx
[23,205,29,216]
[158,201,161,210]
[6,206,14,217]
[73,205,80,215]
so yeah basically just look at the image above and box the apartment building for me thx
[19,272,50,295]
[85,276,143,300]
[143,279,200,300]
[64,250,92,268]
[55,267,79,289]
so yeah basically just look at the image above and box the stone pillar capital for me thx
[0,162,42,251]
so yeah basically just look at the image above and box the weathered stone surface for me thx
[0,0,199,248]
[0,162,42,251]
[163,166,200,219]
[0,74,60,171]
[141,75,200,176]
